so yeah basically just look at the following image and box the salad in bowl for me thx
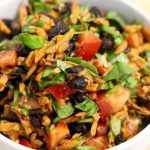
[0,0,150,150]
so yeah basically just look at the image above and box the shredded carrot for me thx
[71,0,79,24]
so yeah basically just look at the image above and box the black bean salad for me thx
[0,0,150,150]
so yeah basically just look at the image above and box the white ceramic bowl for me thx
[0,0,150,150]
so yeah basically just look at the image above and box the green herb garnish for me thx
[19,33,47,49]
[104,62,135,81]
[22,25,36,33]
[38,73,65,88]
[52,99,74,119]
[66,57,98,76]
[106,11,126,28]
[42,66,53,78]
[75,99,99,116]
[100,25,124,46]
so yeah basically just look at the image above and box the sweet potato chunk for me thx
[0,50,17,69]
[47,122,69,150]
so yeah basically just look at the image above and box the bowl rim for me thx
[0,0,150,150]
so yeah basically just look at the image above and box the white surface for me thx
[0,0,150,150]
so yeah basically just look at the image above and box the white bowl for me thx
[0,0,150,150]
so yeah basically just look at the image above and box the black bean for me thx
[0,105,4,115]
[29,109,43,115]
[91,6,104,18]
[114,132,125,145]
[136,97,150,107]
[65,41,75,55]
[68,97,76,106]
[17,44,30,57]
[31,116,42,128]
[48,21,69,40]
[75,92,88,102]
[66,66,84,74]
[69,92,88,105]
[0,88,9,100]
[69,76,88,89]
[124,46,131,54]
[142,116,150,128]
[5,111,20,122]
[68,122,91,136]
[100,37,114,51]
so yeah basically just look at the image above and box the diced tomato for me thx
[47,122,69,150]
[95,92,114,120]
[96,88,130,120]
[19,139,32,148]
[0,50,18,69]
[75,32,102,61]
[46,82,76,99]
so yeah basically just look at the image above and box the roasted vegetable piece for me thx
[47,122,69,150]
[96,88,130,118]
[0,50,17,69]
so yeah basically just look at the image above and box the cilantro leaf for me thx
[38,73,65,88]
[75,99,99,116]
[19,33,47,49]
[66,57,98,76]
[106,11,126,28]
[42,66,53,78]
[52,99,74,119]
[103,62,135,81]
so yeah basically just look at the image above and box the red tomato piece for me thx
[46,82,76,99]
[19,139,32,148]
[75,32,102,61]
[95,92,114,119]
